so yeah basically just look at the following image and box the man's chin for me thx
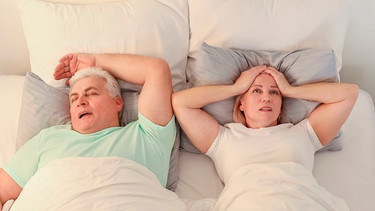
[72,125,97,134]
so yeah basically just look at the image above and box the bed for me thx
[1,0,374,210]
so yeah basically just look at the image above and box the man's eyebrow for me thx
[69,87,99,98]
[69,93,78,98]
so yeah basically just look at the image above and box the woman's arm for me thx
[54,53,173,126]
[265,68,359,146]
[172,66,267,153]
[287,82,358,145]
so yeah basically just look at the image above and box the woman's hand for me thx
[234,65,267,94]
[53,53,96,85]
[263,67,293,96]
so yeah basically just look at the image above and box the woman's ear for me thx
[239,100,244,111]
[233,95,247,126]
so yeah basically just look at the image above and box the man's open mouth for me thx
[79,112,90,119]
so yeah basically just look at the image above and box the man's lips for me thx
[79,112,92,119]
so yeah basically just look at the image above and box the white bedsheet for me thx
[213,162,349,211]
[9,157,186,211]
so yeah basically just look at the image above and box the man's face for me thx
[69,76,123,134]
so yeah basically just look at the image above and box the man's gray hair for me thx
[69,67,121,98]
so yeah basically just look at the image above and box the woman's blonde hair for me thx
[233,94,246,126]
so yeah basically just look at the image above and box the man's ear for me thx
[115,96,124,112]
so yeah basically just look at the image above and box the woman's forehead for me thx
[252,73,277,87]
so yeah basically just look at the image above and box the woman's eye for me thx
[252,89,261,93]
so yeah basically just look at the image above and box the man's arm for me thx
[0,168,22,208]
[54,53,174,126]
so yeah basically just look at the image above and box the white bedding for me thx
[9,157,186,211]
[213,162,348,211]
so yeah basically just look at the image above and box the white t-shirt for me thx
[206,119,323,183]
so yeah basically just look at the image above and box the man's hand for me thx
[53,53,96,85]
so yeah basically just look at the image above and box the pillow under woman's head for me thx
[180,42,341,152]
[190,42,339,124]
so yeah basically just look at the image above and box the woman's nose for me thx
[261,95,271,102]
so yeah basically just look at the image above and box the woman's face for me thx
[239,73,282,128]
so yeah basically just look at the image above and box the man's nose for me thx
[76,96,88,106]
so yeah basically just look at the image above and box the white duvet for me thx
[187,162,350,211]
[9,157,186,211]
[213,162,349,211]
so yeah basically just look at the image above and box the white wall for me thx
[0,0,29,75]
[341,0,375,105]
[1,0,374,105]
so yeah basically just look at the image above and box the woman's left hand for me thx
[263,67,293,96]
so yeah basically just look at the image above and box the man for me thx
[0,53,176,208]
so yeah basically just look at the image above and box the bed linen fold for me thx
[9,156,186,211]
[214,162,349,211]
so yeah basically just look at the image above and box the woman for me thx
[172,65,358,210]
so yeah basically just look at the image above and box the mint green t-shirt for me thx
[3,113,176,187]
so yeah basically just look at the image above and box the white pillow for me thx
[187,0,349,80]
[17,0,189,91]
[0,75,24,167]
